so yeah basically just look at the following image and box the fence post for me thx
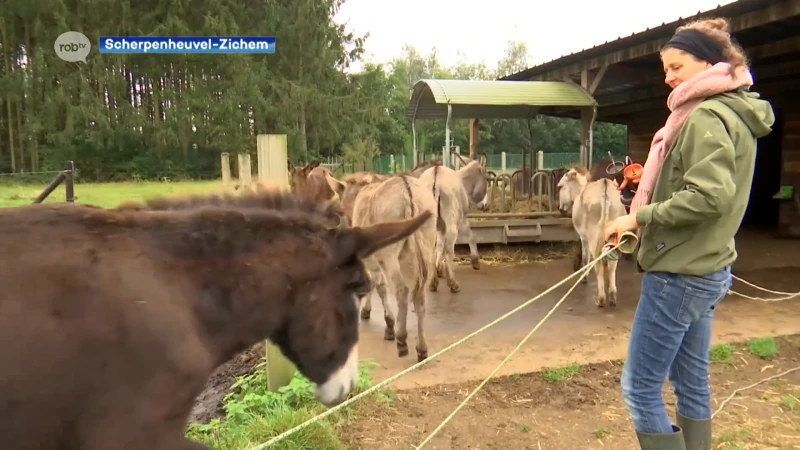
[238,153,252,189]
[501,152,507,172]
[64,161,74,202]
[537,151,544,170]
[221,153,231,187]
[256,134,297,392]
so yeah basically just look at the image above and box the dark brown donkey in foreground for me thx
[0,189,432,450]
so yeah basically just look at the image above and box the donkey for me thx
[325,171,438,362]
[417,153,487,293]
[0,190,430,450]
[407,159,441,177]
[557,166,626,307]
[288,159,336,203]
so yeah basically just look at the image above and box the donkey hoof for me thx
[595,297,606,308]
[384,329,395,341]
[429,279,438,292]
[470,256,480,270]
[609,293,617,307]
[417,350,428,362]
[397,342,409,357]
[360,309,371,320]
[449,284,460,293]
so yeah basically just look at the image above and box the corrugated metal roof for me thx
[500,0,785,81]
[406,79,596,122]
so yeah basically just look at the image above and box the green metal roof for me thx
[406,79,597,122]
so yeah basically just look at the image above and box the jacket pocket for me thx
[646,223,695,255]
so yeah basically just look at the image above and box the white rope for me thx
[728,274,800,301]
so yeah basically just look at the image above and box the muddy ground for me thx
[343,335,800,449]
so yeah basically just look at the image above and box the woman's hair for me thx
[665,17,749,74]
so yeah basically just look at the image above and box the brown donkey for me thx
[0,190,431,450]
[288,159,336,203]
[325,171,438,362]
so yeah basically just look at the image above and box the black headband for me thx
[663,29,725,65]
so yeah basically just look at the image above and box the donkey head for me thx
[557,166,590,217]
[323,171,387,220]
[288,160,320,192]
[266,207,432,406]
[456,153,489,210]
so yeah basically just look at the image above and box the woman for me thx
[603,18,775,450]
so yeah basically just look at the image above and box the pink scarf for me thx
[629,62,754,214]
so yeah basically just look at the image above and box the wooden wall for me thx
[621,89,800,238]
[626,109,668,163]
[777,109,800,237]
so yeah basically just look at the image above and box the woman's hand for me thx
[604,213,639,242]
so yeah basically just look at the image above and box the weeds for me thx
[186,357,381,449]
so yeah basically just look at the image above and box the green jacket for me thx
[635,89,775,275]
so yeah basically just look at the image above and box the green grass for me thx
[0,179,226,208]
[746,337,780,360]
[710,343,736,365]
[542,363,581,382]
[186,357,385,450]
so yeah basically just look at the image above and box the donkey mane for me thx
[342,172,389,186]
[117,188,347,226]
[569,165,592,180]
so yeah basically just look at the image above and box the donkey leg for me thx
[374,270,396,340]
[412,282,428,362]
[457,216,480,270]
[594,255,607,307]
[360,270,374,320]
[430,234,444,291]
[579,236,589,285]
[443,228,460,293]
[383,260,410,358]
[606,259,619,307]
[435,232,445,279]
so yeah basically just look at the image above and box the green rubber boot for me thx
[635,425,687,450]
[676,412,712,450]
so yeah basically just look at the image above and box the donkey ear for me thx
[324,172,346,197]
[329,210,433,267]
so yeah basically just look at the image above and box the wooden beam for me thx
[748,34,800,60]
[525,0,800,81]
[469,118,480,159]
[588,65,609,94]
[600,75,800,122]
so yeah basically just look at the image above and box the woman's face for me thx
[661,47,713,89]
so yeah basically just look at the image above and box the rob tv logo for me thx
[54,31,91,63]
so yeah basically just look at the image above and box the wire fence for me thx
[324,152,582,175]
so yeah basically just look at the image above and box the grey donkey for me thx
[417,154,488,293]
[557,165,626,307]
[325,171,438,362]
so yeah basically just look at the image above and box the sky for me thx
[334,0,738,72]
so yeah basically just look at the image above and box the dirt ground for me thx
[189,342,266,424]
[342,335,800,449]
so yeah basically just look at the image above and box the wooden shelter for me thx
[502,0,800,237]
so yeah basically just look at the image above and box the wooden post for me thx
[255,135,296,391]
[469,118,480,159]
[237,153,252,189]
[221,152,231,187]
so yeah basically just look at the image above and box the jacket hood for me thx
[713,89,775,139]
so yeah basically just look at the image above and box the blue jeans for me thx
[621,266,732,434]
